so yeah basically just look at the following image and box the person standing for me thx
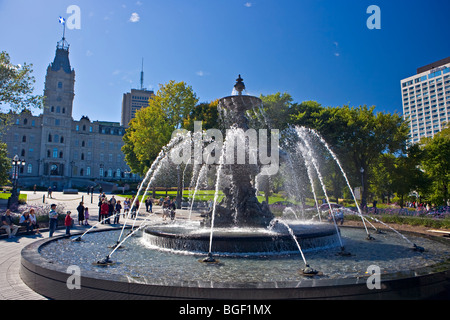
[114,200,122,224]
[84,207,90,226]
[1,209,20,239]
[100,200,109,224]
[77,201,85,225]
[48,204,58,237]
[64,211,73,236]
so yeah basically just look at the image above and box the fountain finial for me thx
[234,74,245,95]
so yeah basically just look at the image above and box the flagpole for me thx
[62,19,66,40]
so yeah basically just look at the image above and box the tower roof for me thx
[50,37,72,74]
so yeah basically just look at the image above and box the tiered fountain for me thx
[20,76,450,300]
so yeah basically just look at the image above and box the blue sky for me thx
[1,0,449,123]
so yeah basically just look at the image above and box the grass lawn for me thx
[123,190,288,205]
[0,193,27,201]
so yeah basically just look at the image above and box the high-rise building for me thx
[120,59,154,127]
[401,57,450,144]
[121,88,154,127]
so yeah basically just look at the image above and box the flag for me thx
[59,16,65,25]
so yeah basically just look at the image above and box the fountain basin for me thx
[20,227,450,300]
[143,222,339,254]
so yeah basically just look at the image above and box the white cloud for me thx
[86,50,93,57]
[244,2,252,7]
[136,1,143,6]
[129,12,140,23]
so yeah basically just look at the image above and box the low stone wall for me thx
[20,229,450,300]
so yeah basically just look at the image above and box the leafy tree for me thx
[0,142,11,185]
[122,100,173,175]
[183,100,219,131]
[259,92,295,130]
[420,126,450,205]
[152,80,199,129]
[122,81,198,176]
[0,51,42,112]
[291,104,409,208]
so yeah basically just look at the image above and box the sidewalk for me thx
[0,191,203,300]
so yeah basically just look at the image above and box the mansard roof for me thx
[50,47,73,74]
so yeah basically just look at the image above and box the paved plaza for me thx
[0,190,200,300]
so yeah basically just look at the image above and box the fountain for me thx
[20,76,450,300]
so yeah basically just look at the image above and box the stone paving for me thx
[0,190,200,300]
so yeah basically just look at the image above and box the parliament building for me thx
[1,36,136,191]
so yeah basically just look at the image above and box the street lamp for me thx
[9,155,26,209]
[360,167,366,209]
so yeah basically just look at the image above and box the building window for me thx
[59,151,63,159]
[22,136,26,142]
[53,148,58,158]
[99,167,104,177]
[27,164,32,174]
[58,82,63,89]
[86,167,91,176]
[21,149,25,157]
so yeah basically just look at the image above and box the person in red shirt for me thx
[65,211,73,236]
[101,200,110,224]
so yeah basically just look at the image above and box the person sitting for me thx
[19,211,33,234]
[29,208,40,234]
[1,209,20,239]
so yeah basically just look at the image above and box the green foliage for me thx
[183,100,219,131]
[122,81,198,175]
[0,51,42,111]
[419,126,450,205]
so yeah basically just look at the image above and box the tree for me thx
[183,100,219,131]
[152,80,199,129]
[291,103,409,208]
[420,126,450,205]
[0,51,42,112]
[259,92,295,131]
[0,142,11,185]
[122,101,173,175]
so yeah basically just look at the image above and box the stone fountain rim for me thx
[20,226,450,300]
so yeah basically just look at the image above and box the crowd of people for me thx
[1,192,178,239]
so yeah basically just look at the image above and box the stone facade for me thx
[1,38,132,190]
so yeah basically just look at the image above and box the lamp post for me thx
[9,155,26,209]
[360,167,366,210]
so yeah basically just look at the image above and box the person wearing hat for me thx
[48,204,58,237]
[64,211,73,236]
